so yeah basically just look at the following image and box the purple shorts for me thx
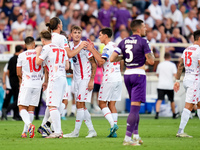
[124,74,146,103]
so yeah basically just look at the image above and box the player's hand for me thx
[80,41,88,49]
[35,46,42,54]
[173,82,180,92]
[42,82,48,91]
[87,39,94,48]
[88,80,94,91]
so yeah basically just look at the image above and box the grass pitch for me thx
[0,115,200,150]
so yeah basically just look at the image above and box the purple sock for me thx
[126,105,140,137]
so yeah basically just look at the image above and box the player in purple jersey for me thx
[110,19,154,146]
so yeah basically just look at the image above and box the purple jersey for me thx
[116,35,151,69]
[98,8,111,27]
[112,8,132,30]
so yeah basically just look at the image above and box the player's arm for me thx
[88,56,97,91]
[2,70,6,90]
[17,67,22,85]
[87,42,105,66]
[110,51,123,62]
[42,66,49,91]
[66,41,88,58]
[174,58,184,92]
[145,52,155,65]
[65,60,69,71]
[36,46,43,66]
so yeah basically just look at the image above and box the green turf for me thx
[0,116,200,150]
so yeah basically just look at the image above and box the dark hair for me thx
[71,25,82,32]
[193,30,200,41]
[29,12,36,18]
[15,45,23,53]
[24,36,34,45]
[164,52,171,59]
[46,17,61,32]
[130,19,144,32]
[60,30,68,39]
[40,30,51,40]
[99,27,112,38]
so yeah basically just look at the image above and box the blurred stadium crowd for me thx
[0,0,200,64]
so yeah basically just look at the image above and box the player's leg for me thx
[167,90,177,119]
[98,83,115,129]
[70,80,76,117]
[45,78,65,138]
[155,89,165,119]
[176,102,193,137]
[196,101,200,119]
[82,85,97,138]
[63,101,84,138]
[123,74,145,146]
[108,101,117,124]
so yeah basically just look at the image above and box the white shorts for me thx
[18,87,41,106]
[63,80,69,100]
[98,81,122,102]
[74,79,92,103]
[46,77,66,107]
[183,74,200,104]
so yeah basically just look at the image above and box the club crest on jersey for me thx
[72,56,77,63]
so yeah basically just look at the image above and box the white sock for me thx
[49,108,61,134]
[59,103,66,115]
[29,111,34,122]
[178,108,191,133]
[102,107,114,128]
[112,113,118,125]
[42,107,50,125]
[20,109,31,127]
[124,135,131,142]
[22,111,34,133]
[84,109,94,131]
[133,134,139,140]
[74,108,84,133]
[197,109,200,119]
[71,104,76,113]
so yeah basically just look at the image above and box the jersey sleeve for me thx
[156,63,160,74]
[39,46,49,61]
[17,53,23,67]
[86,50,93,59]
[63,36,69,48]
[101,47,110,60]
[143,39,151,54]
[116,41,123,54]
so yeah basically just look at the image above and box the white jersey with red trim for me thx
[39,43,68,80]
[17,49,43,88]
[69,41,93,81]
[52,32,69,49]
[181,44,200,75]
[101,41,121,82]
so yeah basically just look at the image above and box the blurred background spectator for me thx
[1,0,200,68]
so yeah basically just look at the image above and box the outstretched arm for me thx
[66,41,88,58]
[110,51,123,62]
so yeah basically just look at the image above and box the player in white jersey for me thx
[36,30,68,138]
[174,30,200,138]
[87,28,122,137]
[17,37,43,138]
[63,25,97,138]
